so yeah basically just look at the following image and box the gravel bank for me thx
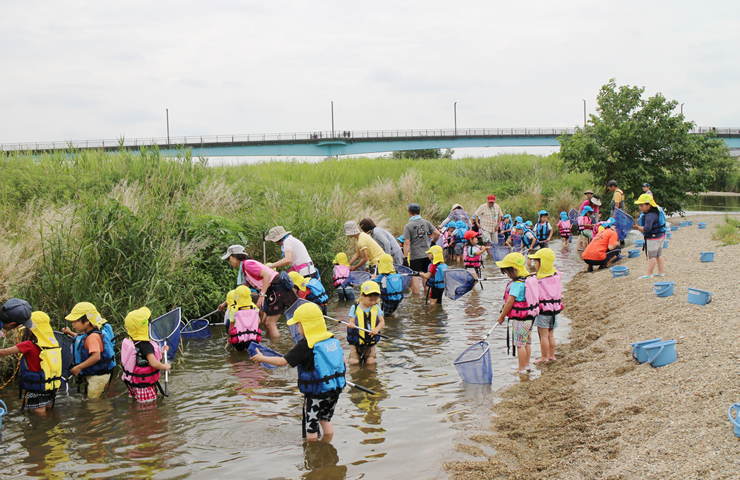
[445,214,740,479]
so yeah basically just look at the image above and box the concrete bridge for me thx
[2,127,739,157]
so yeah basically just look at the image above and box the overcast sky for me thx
[2,1,739,155]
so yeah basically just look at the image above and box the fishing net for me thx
[491,245,512,262]
[614,208,636,241]
[54,331,74,379]
[180,318,211,340]
[568,208,579,224]
[453,341,492,384]
[149,308,182,361]
[394,264,413,291]
[340,270,372,289]
[285,299,310,344]
[247,343,283,370]
[444,269,477,300]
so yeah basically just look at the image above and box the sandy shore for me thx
[445,214,740,479]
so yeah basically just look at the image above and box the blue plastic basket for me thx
[698,222,707,229]
[666,232,672,239]
[0,399,7,429]
[663,239,669,249]
[454,341,492,384]
[653,281,675,297]
[670,225,679,231]
[688,288,712,305]
[700,252,714,262]
[687,221,693,226]
[627,249,641,258]
[497,233,505,246]
[181,318,212,340]
[633,239,644,248]
[643,340,677,368]
[610,265,629,278]
[631,338,663,363]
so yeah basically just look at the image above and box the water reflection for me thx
[300,439,347,480]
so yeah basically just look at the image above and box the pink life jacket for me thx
[229,307,262,346]
[333,265,350,287]
[537,272,563,314]
[577,215,591,232]
[464,245,483,268]
[504,275,540,320]
[558,220,571,236]
[121,338,162,389]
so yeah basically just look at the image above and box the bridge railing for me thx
[1,126,738,152]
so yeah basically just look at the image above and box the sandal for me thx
[533,358,548,364]
[638,274,654,279]
[653,273,665,277]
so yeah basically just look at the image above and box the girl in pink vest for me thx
[463,230,485,279]
[528,249,563,363]
[229,286,262,351]
[557,212,571,247]
[121,307,171,403]
[495,253,539,374]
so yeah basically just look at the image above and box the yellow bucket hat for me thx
[124,307,151,342]
[528,248,557,279]
[226,290,236,306]
[333,252,350,266]
[235,285,255,308]
[377,254,396,275]
[496,252,529,277]
[30,311,59,348]
[65,302,100,327]
[634,193,658,208]
[425,245,444,265]
[286,303,333,348]
[288,271,307,292]
[360,280,381,296]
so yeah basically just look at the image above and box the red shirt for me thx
[583,229,618,261]
[16,340,42,371]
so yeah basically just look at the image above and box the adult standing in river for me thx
[403,203,441,294]
[359,218,405,266]
[439,203,472,229]
[265,226,319,279]
[344,221,386,273]
[473,194,504,253]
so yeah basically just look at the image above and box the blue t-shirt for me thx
[349,304,384,319]
[508,281,526,301]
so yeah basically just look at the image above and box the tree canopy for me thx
[558,79,730,215]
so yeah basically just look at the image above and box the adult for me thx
[642,183,653,197]
[265,226,319,279]
[439,203,472,230]
[607,180,625,213]
[634,194,666,279]
[473,194,504,251]
[403,203,440,294]
[579,189,601,221]
[0,298,33,331]
[582,221,621,272]
[358,218,404,266]
[344,221,385,273]
[220,246,297,338]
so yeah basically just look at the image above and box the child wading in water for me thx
[495,253,540,374]
[419,245,448,305]
[347,281,386,365]
[250,302,346,440]
[373,254,404,317]
[528,248,562,363]
[462,230,485,280]
[120,307,171,403]
[557,211,571,247]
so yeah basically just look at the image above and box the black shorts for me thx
[430,287,444,302]
[583,248,621,266]
[410,257,431,274]
[304,391,341,434]
[382,298,401,316]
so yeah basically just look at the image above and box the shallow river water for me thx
[0,242,585,480]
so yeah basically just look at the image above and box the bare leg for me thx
[645,257,657,276]
[656,255,665,274]
[537,327,550,361]
[411,276,421,295]
[264,314,280,338]
[319,420,334,436]
[548,330,557,359]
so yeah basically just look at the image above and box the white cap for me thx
[221,244,246,260]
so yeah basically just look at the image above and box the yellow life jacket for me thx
[20,346,63,393]
[347,304,379,346]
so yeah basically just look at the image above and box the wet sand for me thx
[445,214,740,479]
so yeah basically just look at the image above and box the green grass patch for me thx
[712,215,740,245]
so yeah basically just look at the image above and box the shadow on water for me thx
[0,242,583,479]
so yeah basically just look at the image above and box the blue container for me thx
[610,265,629,278]
[454,341,493,384]
[497,233,505,246]
[670,225,679,231]
[631,338,663,363]
[679,221,687,227]
[627,249,641,258]
[643,340,677,368]
[181,318,212,340]
[663,239,669,249]
[687,221,693,226]
[698,222,707,229]
[728,404,740,438]
[700,252,714,262]
[688,288,712,305]
[653,281,675,297]
[633,239,644,248]
[666,232,672,239]
[0,399,6,429]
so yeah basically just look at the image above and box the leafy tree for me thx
[559,79,730,214]
[391,148,454,160]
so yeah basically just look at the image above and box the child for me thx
[224,289,236,330]
[419,245,448,305]
[521,223,537,255]
[557,211,571,247]
[528,249,562,364]
[0,311,62,416]
[443,223,456,261]
[347,281,386,364]
[120,307,171,403]
[500,214,513,242]
[495,253,539,374]
[463,230,485,280]
[62,302,116,399]
[229,285,262,351]
[290,272,329,315]
[373,254,404,317]
[332,253,352,301]
[508,224,524,250]
[453,221,468,263]
[250,302,346,440]
[577,206,594,250]
[535,210,553,249]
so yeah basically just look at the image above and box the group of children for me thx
[0,300,171,416]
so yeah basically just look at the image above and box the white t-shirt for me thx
[281,235,316,276]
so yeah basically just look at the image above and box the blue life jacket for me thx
[638,207,667,237]
[536,222,551,242]
[297,338,346,395]
[347,304,380,346]
[375,274,403,302]
[522,231,536,248]
[426,263,447,289]
[305,278,329,305]
[73,326,116,376]
[502,221,512,237]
